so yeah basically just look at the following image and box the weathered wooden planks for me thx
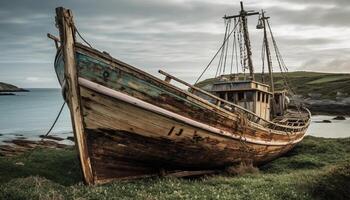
[79,85,295,183]
[55,7,94,184]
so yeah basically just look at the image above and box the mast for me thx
[240,2,254,80]
[261,11,274,94]
[224,1,258,80]
[259,10,276,116]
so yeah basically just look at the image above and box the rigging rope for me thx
[223,19,231,74]
[216,20,230,77]
[43,102,66,137]
[266,19,303,113]
[195,21,239,84]
[74,26,93,48]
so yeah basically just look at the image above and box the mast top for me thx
[223,1,259,80]
[223,1,259,19]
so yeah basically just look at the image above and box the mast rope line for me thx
[266,19,303,113]
[216,20,230,77]
[195,21,239,84]
[223,19,232,74]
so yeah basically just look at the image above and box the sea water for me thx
[0,89,72,143]
[0,89,349,143]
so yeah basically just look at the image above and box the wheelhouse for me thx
[210,79,272,121]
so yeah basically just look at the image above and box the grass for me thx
[0,136,349,200]
[196,71,350,99]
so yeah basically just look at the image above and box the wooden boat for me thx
[50,3,311,185]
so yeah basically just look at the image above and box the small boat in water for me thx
[50,2,310,184]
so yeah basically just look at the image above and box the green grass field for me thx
[0,136,349,200]
[196,71,350,99]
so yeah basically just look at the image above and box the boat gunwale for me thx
[68,43,311,132]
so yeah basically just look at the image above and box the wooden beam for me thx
[164,76,171,83]
[55,7,94,184]
[47,33,60,49]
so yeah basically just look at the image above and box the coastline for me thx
[0,89,29,96]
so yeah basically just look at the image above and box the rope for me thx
[216,21,230,77]
[230,29,235,75]
[266,19,303,113]
[195,21,239,84]
[43,102,66,137]
[223,20,231,74]
[74,26,93,48]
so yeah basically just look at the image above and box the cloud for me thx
[25,77,54,83]
[0,0,349,88]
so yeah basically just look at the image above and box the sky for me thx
[0,0,350,88]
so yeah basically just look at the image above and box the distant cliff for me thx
[0,82,28,93]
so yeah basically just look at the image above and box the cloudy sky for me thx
[0,0,350,88]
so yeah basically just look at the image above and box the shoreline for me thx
[0,138,73,157]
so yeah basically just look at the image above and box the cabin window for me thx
[227,92,234,102]
[238,92,244,101]
[246,92,254,102]
[257,92,261,101]
[265,94,269,103]
[262,93,265,103]
[219,92,225,100]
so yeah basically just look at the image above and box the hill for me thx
[196,71,350,100]
[0,82,28,93]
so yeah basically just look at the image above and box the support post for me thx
[55,7,94,184]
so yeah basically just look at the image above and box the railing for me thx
[159,70,311,133]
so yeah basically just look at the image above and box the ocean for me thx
[0,89,349,144]
[0,89,72,144]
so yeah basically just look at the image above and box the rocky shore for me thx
[0,135,73,157]
[0,82,29,95]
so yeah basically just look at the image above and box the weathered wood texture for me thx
[79,86,295,183]
[55,8,94,184]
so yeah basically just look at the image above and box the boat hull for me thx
[55,44,308,184]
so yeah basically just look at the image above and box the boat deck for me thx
[273,110,309,127]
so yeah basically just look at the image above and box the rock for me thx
[0,93,15,95]
[67,136,75,142]
[0,139,71,157]
[39,135,64,141]
[315,120,332,123]
[333,116,346,120]
[16,137,27,140]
